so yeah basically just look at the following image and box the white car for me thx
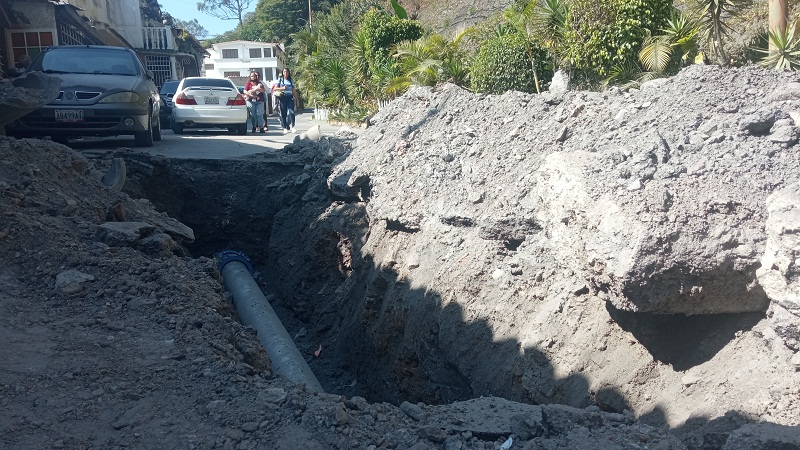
[170,77,248,135]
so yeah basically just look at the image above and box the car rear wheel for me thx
[171,122,184,134]
[52,136,70,145]
[134,107,155,147]
[236,123,247,136]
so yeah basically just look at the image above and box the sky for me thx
[157,0,257,39]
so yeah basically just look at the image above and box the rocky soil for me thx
[2,64,800,450]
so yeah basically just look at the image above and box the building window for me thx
[204,64,214,70]
[223,71,240,77]
[9,30,54,63]
[221,49,238,59]
[264,47,273,58]
[249,48,261,58]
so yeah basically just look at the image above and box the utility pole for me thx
[308,0,312,30]
[768,0,789,55]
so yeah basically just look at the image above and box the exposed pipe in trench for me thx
[217,250,324,393]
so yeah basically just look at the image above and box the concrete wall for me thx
[60,0,143,48]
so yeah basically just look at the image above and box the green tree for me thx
[528,0,570,69]
[639,11,701,75]
[564,0,673,81]
[471,32,550,94]
[758,21,800,69]
[173,19,208,39]
[357,8,423,63]
[354,8,423,98]
[393,33,471,88]
[691,0,752,65]
[196,0,254,25]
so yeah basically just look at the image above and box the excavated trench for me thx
[123,154,768,413]
[124,154,458,405]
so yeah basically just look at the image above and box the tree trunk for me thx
[768,0,789,55]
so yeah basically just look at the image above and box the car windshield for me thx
[35,48,140,76]
[182,78,235,89]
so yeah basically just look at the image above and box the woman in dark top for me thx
[273,68,296,134]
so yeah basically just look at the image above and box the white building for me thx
[204,40,286,83]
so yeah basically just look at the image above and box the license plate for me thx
[55,110,84,122]
[204,97,219,105]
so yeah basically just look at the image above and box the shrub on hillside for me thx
[471,33,551,94]
[358,9,424,59]
[564,0,674,80]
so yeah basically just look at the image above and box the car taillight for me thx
[227,94,246,106]
[174,93,197,105]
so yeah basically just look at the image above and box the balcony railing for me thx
[141,26,174,50]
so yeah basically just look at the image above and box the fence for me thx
[142,27,174,50]
[313,98,394,122]
[313,100,329,121]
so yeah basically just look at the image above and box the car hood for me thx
[52,73,144,93]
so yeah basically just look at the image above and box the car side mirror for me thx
[146,70,155,80]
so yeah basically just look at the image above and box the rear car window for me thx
[160,81,181,94]
[35,47,140,75]
[182,78,236,89]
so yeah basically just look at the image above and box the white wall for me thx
[102,0,144,48]
[204,41,284,82]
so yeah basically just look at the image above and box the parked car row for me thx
[4,45,250,146]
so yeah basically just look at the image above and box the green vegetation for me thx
[210,0,795,123]
[758,22,800,70]
[471,33,550,94]
[564,0,674,80]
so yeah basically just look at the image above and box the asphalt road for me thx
[64,110,359,159]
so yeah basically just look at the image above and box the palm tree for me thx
[528,0,570,69]
[393,38,443,88]
[639,11,701,74]
[392,33,471,88]
[691,0,751,65]
[758,21,800,70]
[503,6,542,92]
[768,0,790,55]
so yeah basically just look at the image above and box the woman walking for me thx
[273,68,296,134]
[243,72,268,133]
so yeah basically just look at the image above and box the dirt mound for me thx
[0,136,687,450]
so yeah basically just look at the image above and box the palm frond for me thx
[639,36,674,73]
[757,23,800,71]
[604,61,645,89]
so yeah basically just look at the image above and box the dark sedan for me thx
[5,45,161,147]
[159,79,181,127]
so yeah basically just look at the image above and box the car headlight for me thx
[99,92,140,103]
